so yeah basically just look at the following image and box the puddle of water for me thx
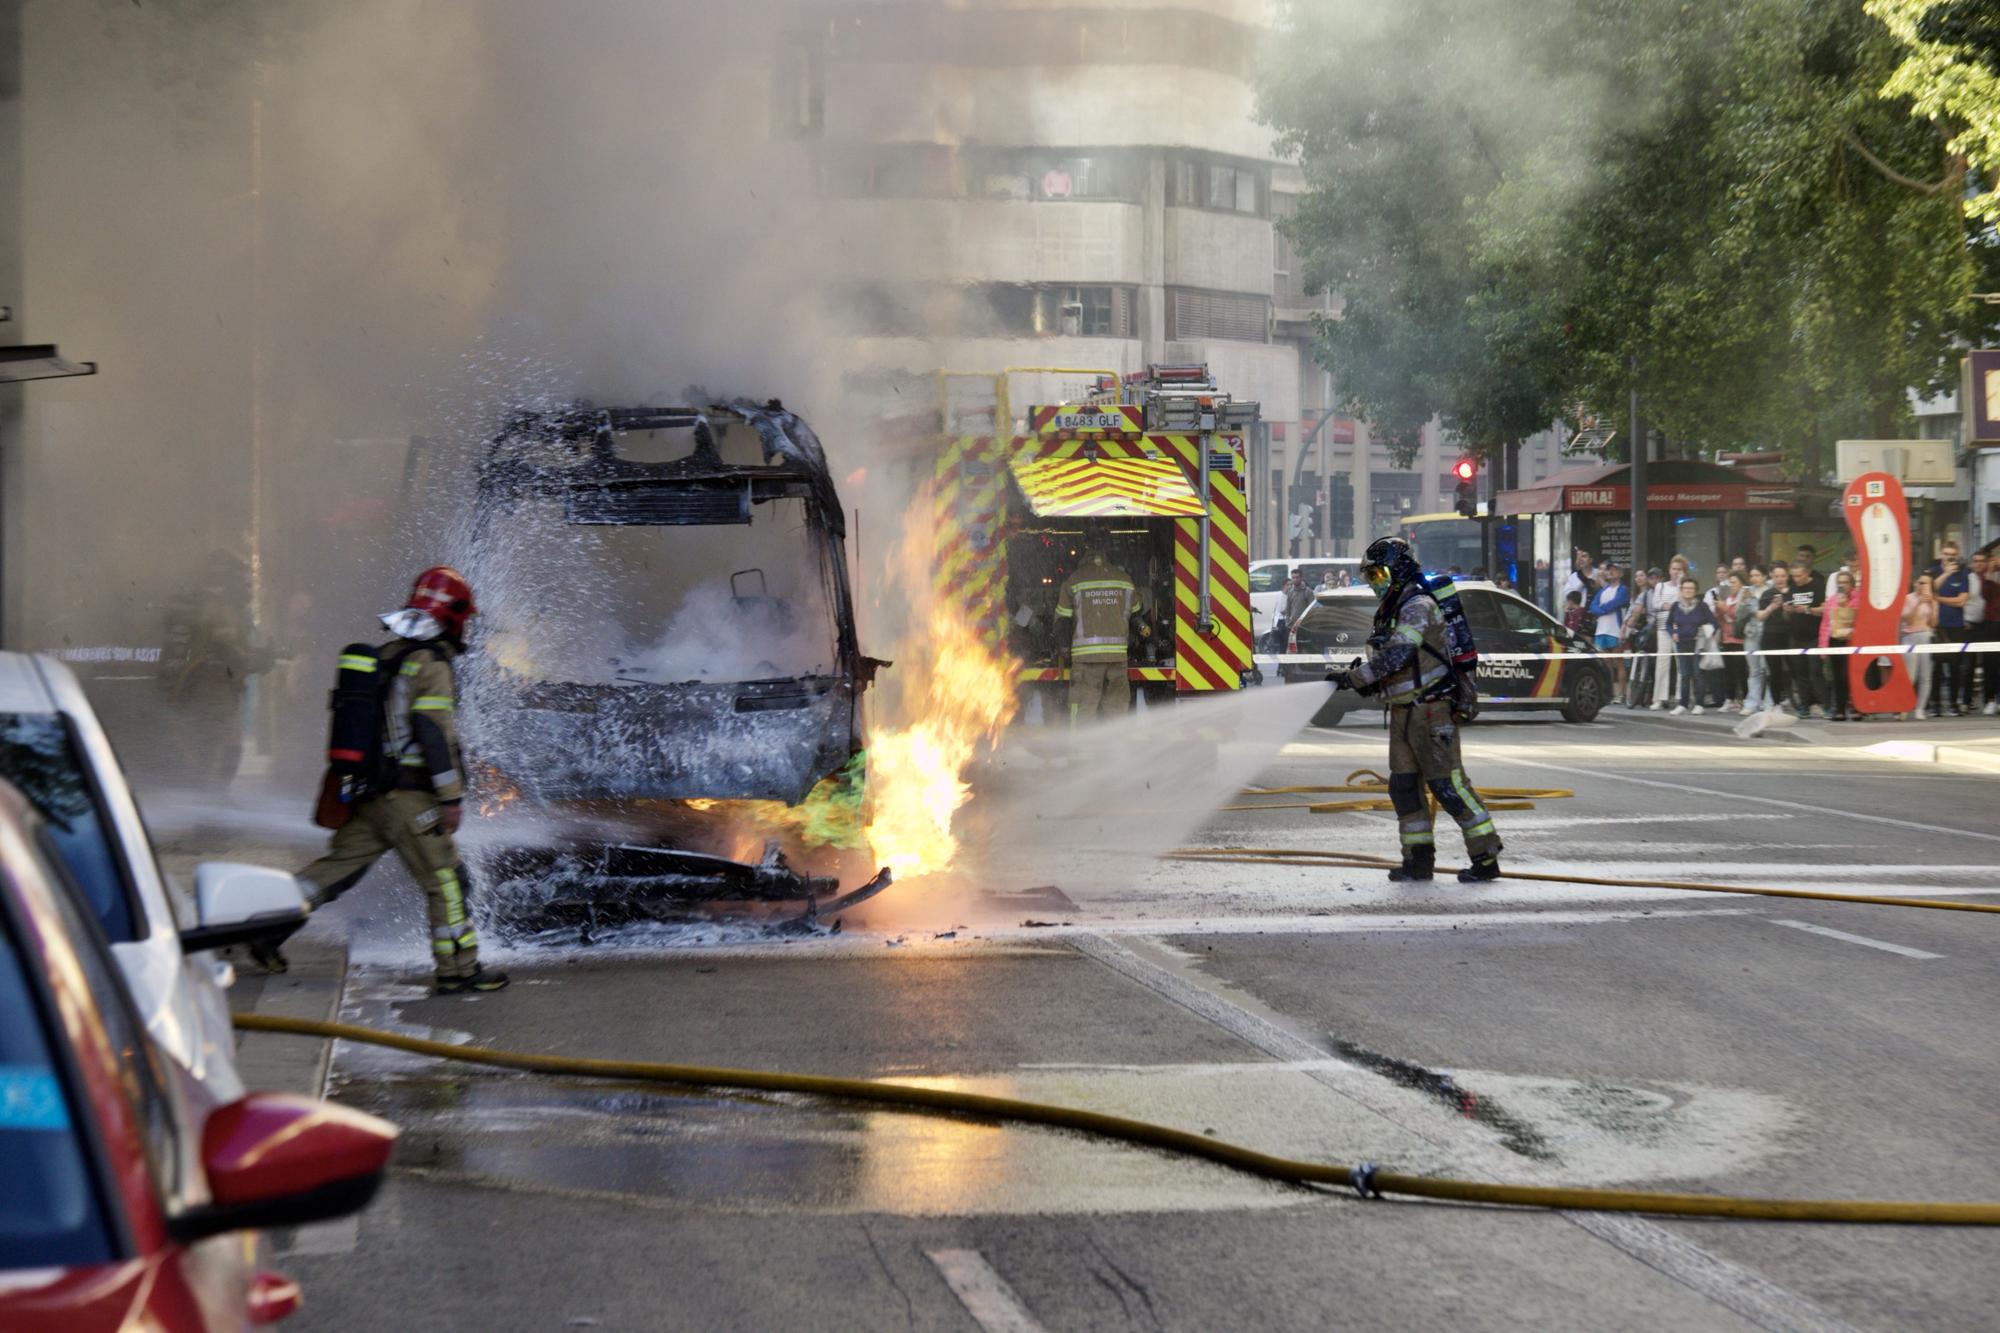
[333,1062,1460,1217]
[1330,1039,1556,1161]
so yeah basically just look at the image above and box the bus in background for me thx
[1401,512,1484,575]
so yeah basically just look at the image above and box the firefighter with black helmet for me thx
[1329,536,1502,883]
[253,567,507,993]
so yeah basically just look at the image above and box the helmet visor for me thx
[1363,563,1394,597]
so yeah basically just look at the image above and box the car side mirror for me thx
[179,862,310,954]
[170,1093,397,1243]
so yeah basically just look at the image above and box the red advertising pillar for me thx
[1842,471,1917,714]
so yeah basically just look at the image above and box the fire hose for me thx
[1196,770,2000,916]
[234,1011,2000,1225]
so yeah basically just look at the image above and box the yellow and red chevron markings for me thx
[930,429,1251,696]
[1009,456,1205,518]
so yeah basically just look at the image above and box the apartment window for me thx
[1166,288,1270,343]
[1063,286,1121,337]
[1166,155,1267,216]
[982,285,1134,338]
[978,149,1141,202]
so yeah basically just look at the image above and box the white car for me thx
[1248,557,1363,648]
[0,653,308,1098]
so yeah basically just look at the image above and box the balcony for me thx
[824,198,1147,286]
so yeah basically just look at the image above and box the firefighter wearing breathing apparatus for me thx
[253,567,508,994]
[1329,536,1503,883]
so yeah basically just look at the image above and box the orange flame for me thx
[856,485,1019,880]
[861,603,1016,878]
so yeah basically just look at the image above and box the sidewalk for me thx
[1611,700,2000,768]
[227,939,349,1098]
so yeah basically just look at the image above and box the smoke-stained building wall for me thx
[801,1,1301,454]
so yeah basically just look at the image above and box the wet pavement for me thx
[190,709,2000,1331]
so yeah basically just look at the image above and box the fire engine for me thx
[928,364,1259,713]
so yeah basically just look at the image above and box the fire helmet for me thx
[404,566,477,639]
[1361,536,1421,601]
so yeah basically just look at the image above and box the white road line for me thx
[926,1250,1047,1333]
[1483,813,1795,829]
[1771,920,1942,959]
[1487,753,2000,845]
[1073,933,1860,1333]
[1013,908,1746,940]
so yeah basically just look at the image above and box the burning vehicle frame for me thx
[465,399,892,933]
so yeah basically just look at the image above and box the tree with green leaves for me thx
[1262,0,2000,475]
[1867,0,2000,223]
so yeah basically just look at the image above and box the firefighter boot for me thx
[434,964,509,995]
[1457,854,1503,883]
[1387,847,1434,882]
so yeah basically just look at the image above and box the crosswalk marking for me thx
[1770,920,1942,959]
[927,1250,1047,1333]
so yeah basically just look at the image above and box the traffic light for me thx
[1452,456,1478,518]
[1329,475,1354,541]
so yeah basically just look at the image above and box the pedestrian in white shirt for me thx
[1649,555,1688,707]
[1563,549,1591,606]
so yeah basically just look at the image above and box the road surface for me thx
[191,708,2000,1331]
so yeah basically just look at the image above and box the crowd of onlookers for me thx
[1559,541,2000,721]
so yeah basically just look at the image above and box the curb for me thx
[1862,739,2000,774]
[1610,707,1812,744]
[229,940,350,1098]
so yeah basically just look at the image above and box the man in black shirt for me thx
[1758,564,1792,708]
[1783,559,1825,717]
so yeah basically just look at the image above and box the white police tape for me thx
[1262,640,2000,667]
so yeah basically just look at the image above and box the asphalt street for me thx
[187,706,2000,1332]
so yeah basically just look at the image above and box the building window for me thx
[1166,154,1268,216]
[837,284,1135,339]
[1166,288,1270,343]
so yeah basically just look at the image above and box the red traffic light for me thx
[1452,457,1476,482]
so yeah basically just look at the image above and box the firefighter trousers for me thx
[297,788,480,980]
[1385,699,1500,860]
[1068,661,1130,723]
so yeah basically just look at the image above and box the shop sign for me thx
[1562,483,1794,511]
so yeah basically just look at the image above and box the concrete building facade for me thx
[794,0,1572,560]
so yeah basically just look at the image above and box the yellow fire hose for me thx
[235,1012,2000,1225]
[1199,770,2000,916]
[1224,769,1572,815]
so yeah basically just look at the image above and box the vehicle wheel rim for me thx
[1576,673,1603,712]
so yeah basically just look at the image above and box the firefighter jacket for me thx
[1055,558,1146,664]
[1354,587,1453,707]
[385,640,466,803]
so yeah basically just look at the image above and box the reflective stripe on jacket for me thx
[1056,560,1141,663]
[385,642,466,801]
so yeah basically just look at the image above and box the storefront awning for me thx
[1496,460,1799,514]
[1009,456,1205,518]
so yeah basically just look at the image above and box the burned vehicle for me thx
[463,400,889,928]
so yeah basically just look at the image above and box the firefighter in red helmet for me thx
[253,567,506,993]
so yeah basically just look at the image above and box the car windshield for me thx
[0,716,135,943]
[0,904,115,1270]
[1247,565,1285,594]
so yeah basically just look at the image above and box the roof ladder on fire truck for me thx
[1114,365,1262,634]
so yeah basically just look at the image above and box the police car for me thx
[1282,580,1613,725]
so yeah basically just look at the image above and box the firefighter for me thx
[1055,540,1148,723]
[1329,536,1502,882]
[255,567,508,993]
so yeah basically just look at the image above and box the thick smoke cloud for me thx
[11,0,874,788]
